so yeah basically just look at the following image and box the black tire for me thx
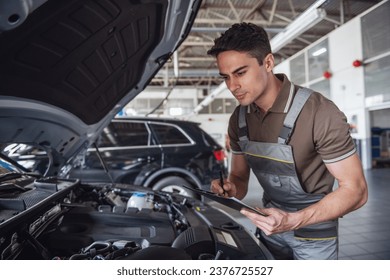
[152,176,197,198]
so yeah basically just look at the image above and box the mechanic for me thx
[208,22,368,260]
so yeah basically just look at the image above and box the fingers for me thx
[240,208,276,235]
[210,179,224,195]
[210,178,234,197]
[241,208,269,219]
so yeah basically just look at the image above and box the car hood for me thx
[0,0,201,176]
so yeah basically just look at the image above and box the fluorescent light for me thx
[312,47,327,56]
[271,1,327,52]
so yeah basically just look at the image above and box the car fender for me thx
[142,167,203,190]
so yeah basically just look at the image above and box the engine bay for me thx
[0,177,273,260]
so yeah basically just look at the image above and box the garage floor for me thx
[208,167,390,260]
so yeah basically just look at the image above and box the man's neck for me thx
[255,74,282,113]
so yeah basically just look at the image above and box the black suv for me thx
[69,117,227,198]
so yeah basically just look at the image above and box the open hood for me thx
[0,0,201,176]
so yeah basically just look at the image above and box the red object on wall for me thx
[323,71,332,79]
[353,59,363,67]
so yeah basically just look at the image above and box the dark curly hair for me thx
[207,22,272,66]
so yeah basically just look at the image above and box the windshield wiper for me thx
[0,172,41,183]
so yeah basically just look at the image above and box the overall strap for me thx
[238,105,249,141]
[278,87,313,144]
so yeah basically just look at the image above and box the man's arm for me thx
[296,153,368,225]
[211,153,250,199]
[240,153,368,235]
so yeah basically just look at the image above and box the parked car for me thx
[1,117,228,199]
[69,117,228,199]
[0,0,273,260]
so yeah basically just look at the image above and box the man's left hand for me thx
[240,207,299,235]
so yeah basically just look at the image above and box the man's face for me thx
[216,50,272,107]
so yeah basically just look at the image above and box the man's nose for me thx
[227,77,240,92]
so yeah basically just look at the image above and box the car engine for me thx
[0,177,273,260]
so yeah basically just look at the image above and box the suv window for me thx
[150,123,192,145]
[99,121,150,147]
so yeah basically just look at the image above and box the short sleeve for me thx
[313,99,356,163]
[227,106,244,154]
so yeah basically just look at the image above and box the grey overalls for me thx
[237,86,338,259]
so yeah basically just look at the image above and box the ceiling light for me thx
[312,47,327,56]
[270,1,327,52]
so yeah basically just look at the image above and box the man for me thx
[208,22,368,260]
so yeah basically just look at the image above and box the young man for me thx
[208,22,368,260]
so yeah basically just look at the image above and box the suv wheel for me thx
[152,176,197,198]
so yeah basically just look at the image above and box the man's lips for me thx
[234,92,246,100]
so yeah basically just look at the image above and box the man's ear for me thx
[264,53,275,72]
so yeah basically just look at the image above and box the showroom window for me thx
[364,55,390,105]
[289,39,330,93]
[165,98,194,116]
[225,98,238,113]
[309,79,331,99]
[362,1,390,106]
[211,98,224,113]
[198,98,238,114]
[197,98,210,114]
[308,39,329,82]
[290,53,306,85]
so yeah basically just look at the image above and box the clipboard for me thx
[182,185,268,216]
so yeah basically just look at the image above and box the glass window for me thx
[309,79,330,99]
[211,99,224,113]
[98,121,150,147]
[0,143,48,174]
[308,39,329,81]
[361,1,390,59]
[149,99,164,114]
[365,55,390,106]
[197,98,210,114]
[290,53,306,85]
[150,123,191,145]
[225,98,238,114]
[166,98,194,116]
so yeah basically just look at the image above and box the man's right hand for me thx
[210,178,237,198]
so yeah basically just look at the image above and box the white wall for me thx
[188,113,229,145]
[271,11,375,168]
[273,59,290,76]
[328,18,371,168]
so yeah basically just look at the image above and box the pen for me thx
[219,170,226,196]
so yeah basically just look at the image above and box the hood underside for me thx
[0,0,201,175]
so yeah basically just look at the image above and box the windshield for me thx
[0,143,48,175]
[0,156,21,174]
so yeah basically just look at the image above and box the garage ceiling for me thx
[150,0,382,88]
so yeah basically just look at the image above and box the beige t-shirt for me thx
[228,74,356,194]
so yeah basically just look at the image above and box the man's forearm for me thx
[292,178,368,230]
[228,173,249,199]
